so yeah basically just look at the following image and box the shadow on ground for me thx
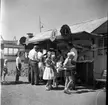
[1,81,29,85]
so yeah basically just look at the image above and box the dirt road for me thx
[1,76,106,105]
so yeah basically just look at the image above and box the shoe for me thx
[46,87,50,91]
[64,90,71,94]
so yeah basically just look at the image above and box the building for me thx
[0,38,25,74]
[25,17,107,79]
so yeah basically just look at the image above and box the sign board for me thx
[50,29,57,42]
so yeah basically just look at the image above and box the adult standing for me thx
[15,52,22,82]
[28,46,39,85]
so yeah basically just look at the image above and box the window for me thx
[4,48,8,55]
[98,38,104,47]
[98,37,107,55]
[104,37,107,47]
[14,48,18,55]
[9,48,13,55]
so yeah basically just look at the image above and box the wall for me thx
[93,38,107,79]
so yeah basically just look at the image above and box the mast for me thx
[39,16,41,32]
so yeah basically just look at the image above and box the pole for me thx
[39,16,41,32]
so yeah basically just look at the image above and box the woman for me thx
[43,51,54,91]
[15,52,22,82]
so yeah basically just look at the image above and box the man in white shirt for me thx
[28,45,39,85]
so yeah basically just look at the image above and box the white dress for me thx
[43,58,54,80]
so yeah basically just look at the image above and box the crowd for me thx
[27,45,77,94]
[1,45,78,94]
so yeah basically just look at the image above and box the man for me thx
[28,45,39,85]
[15,52,22,82]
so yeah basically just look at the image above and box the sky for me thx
[0,0,108,40]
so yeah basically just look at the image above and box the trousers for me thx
[30,60,39,85]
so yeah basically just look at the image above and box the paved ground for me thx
[1,76,106,105]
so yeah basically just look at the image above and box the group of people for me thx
[1,51,22,83]
[1,44,77,94]
[28,45,77,94]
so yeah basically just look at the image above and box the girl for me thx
[63,52,76,94]
[51,54,57,88]
[2,59,8,82]
[43,51,54,91]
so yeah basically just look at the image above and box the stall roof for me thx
[28,17,107,44]
[70,17,107,33]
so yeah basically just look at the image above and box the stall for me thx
[20,17,107,86]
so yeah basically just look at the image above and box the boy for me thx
[2,59,8,82]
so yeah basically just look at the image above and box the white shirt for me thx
[16,56,21,66]
[38,51,43,60]
[28,49,38,61]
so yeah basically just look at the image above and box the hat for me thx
[34,45,39,49]
[51,54,55,58]
[67,52,75,57]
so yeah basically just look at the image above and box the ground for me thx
[1,76,106,105]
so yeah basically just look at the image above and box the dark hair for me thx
[17,51,21,56]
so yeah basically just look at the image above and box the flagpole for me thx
[39,16,41,32]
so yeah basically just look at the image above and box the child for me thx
[51,54,57,88]
[43,51,54,91]
[63,52,76,94]
[2,59,8,82]
[38,55,45,81]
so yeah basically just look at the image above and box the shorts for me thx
[65,70,72,77]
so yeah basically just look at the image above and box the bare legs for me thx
[64,76,74,94]
[46,80,52,90]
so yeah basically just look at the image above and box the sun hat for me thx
[67,52,75,57]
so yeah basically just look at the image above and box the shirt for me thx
[63,58,75,70]
[28,49,38,61]
[16,56,22,69]
[38,51,43,60]
[16,57,21,65]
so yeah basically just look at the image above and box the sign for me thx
[60,24,71,37]
[50,29,57,42]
